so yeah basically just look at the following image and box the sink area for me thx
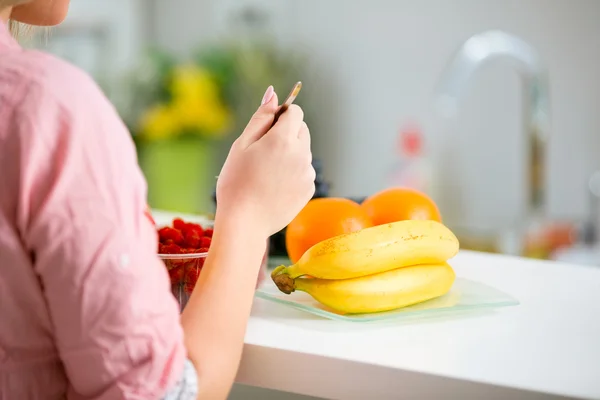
[432,30,553,258]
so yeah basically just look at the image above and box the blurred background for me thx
[24,0,599,398]
[28,0,600,264]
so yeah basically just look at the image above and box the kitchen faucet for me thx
[434,30,551,256]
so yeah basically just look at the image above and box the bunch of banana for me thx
[271,220,459,314]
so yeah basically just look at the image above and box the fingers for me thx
[298,121,311,148]
[298,121,312,165]
[298,122,314,197]
[304,166,317,200]
[259,101,311,170]
[271,104,304,139]
[238,87,279,147]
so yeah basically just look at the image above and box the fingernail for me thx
[261,85,274,105]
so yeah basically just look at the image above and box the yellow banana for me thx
[274,262,456,314]
[274,219,459,280]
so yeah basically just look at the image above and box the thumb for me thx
[238,86,279,147]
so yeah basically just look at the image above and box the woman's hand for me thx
[215,86,316,238]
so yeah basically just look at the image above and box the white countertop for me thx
[150,210,600,399]
[237,250,600,400]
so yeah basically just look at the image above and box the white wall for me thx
[154,0,600,235]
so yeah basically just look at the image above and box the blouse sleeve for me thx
[162,359,199,400]
[10,59,190,400]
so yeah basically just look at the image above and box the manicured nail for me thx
[261,85,274,105]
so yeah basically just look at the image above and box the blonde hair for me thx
[0,0,32,37]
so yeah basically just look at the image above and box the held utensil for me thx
[215,82,303,180]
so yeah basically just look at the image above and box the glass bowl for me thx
[159,248,269,312]
[159,251,208,312]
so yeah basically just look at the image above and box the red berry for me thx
[185,265,201,285]
[181,221,203,237]
[172,218,186,230]
[197,247,209,254]
[157,227,169,241]
[183,230,201,249]
[170,258,190,270]
[168,265,185,284]
[184,281,195,295]
[200,236,211,248]
[165,258,186,269]
[158,227,184,246]
[160,243,182,254]
[188,222,204,233]
[204,228,213,238]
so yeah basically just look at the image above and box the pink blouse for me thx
[0,23,187,399]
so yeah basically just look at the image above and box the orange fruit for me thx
[360,187,441,225]
[285,197,373,263]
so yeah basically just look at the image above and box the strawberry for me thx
[159,243,182,254]
[170,259,188,270]
[204,228,213,238]
[188,222,204,233]
[200,236,211,249]
[183,281,195,295]
[183,230,201,248]
[184,265,201,285]
[168,265,185,284]
[172,218,186,230]
[181,222,203,238]
[158,227,184,246]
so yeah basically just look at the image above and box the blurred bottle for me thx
[312,159,330,199]
[387,122,433,195]
[551,170,600,265]
[551,222,600,265]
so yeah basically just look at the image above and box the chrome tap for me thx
[433,30,551,255]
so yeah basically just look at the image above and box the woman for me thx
[0,1,315,399]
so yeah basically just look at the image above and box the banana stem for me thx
[271,265,296,294]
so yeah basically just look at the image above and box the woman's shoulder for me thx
[0,48,135,166]
[0,48,111,117]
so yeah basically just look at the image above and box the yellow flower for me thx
[137,63,232,141]
[198,103,231,136]
[171,96,231,136]
[171,97,201,129]
[170,64,220,102]
[138,104,181,140]
[169,64,232,136]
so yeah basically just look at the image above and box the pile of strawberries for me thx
[158,218,213,254]
[157,218,213,294]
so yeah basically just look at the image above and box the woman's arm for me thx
[181,215,267,399]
